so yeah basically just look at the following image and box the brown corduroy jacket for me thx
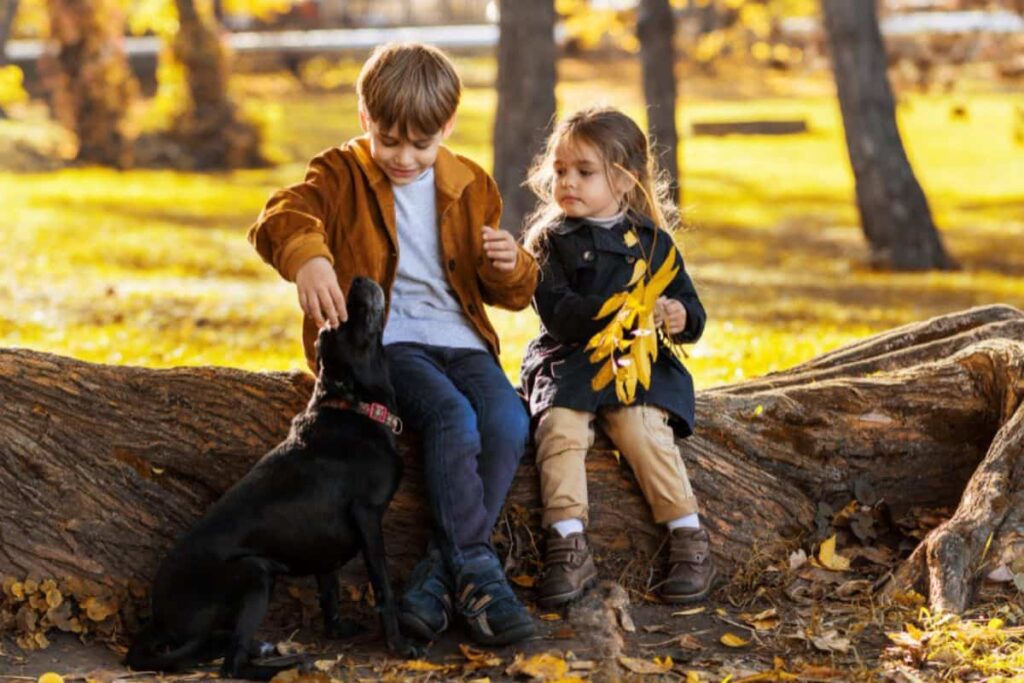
[248,136,539,370]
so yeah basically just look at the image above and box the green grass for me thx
[1,57,1022,388]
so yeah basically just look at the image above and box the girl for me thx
[519,107,712,606]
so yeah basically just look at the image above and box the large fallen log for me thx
[1,305,1022,641]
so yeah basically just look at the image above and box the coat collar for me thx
[551,209,657,236]
[348,136,475,201]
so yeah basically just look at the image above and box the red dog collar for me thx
[319,399,403,435]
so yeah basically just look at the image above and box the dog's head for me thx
[314,277,393,405]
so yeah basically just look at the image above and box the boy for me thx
[248,43,538,646]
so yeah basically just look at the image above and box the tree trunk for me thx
[821,0,954,271]
[0,0,17,63]
[169,0,262,169]
[1,306,1022,636]
[493,0,556,236]
[44,0,136,166]
[637,0,680,204]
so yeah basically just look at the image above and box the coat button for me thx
[448,259,456,271]
[582,250,595,262]
[626,255,636,264]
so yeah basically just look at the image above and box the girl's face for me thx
[552,138,627,220]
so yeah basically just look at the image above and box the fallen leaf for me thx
[987,564,1014,582]
[1014,573,1024,593]
[720,632,749,647]
[403,659,449,672]
[506,652,568,680]
[686,672,701,683]
[275,641,307,656]
[788,549,807,570]
[38,674,64,683]
[460,643,502,672]
[810,629,850,653]
[817,535,850,572]
[618,656,673,674]
[835,579,872,599]
[539,612,562,621]
[673,606,705,617]
[510,574,536,588]
[740,608,780,631]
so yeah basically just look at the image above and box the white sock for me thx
[551,518,585,537]
[667,513,701,530]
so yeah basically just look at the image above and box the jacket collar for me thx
[552,209,657,235]
[348,136,475,201]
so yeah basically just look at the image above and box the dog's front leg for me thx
[352,504,424,658]
[316,572,364,639]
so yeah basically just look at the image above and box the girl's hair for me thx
[522,106,679,255]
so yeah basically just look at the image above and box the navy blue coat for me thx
[520,212,706,437]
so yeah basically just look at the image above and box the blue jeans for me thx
[385,343,529,568]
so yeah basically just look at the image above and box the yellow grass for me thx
[1,58,1022,388]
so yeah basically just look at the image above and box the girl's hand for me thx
[654,297,687,335]
[482,226,518,272]
[295,256,347,328]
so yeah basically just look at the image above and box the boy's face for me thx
[359,108,455,186]
[552,138,627,220]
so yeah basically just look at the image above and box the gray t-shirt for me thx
[382,167,487,351]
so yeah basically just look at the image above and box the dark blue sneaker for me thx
[399,547,454,642]
[455,550,536,646]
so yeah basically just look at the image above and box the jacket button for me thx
[448,259,456,271]
[583,250,595,262]
[626,255,636,264]
[468,303,478,316]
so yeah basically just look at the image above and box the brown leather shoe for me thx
[537,531,597,607]
[661,527,717,603]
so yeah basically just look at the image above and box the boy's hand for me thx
[295,257,347,328]
[482,226,518,272]
[654,297,687,335]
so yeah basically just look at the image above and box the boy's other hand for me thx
[654,297,687,335]
[295,257,347,328]
[482,226,518,272]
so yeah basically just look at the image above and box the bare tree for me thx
[493,0,556,236]
[821,0,954,270]
[637,0,680,203]
[45,0,136,166]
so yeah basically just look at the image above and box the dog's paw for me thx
[389,636,427,659]
[325,617,365,639]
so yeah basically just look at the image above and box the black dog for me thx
[127,277,419,679]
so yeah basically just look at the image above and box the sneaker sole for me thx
[536,572,598,608]
[399,611,445,642]
[660,566,718,604]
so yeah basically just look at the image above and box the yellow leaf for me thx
[686,672,700,683]
[540,612,562,621]
[402,660,448,672]
[626,258,647,286]
[38,674,64,683]
[720,632,749,647]
[509,574,536,588]
[618,656,673,674]
[817,535,851,571]
[623,229,638,247]
[594,290,630,320]
[591,358,615,391]
[507,653,568,679]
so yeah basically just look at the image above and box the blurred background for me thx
[0,0,1021,388]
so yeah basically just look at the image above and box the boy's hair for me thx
[356,42,461,139]
[522,106,679,255]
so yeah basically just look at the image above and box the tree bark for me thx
[493,0,556,236]
[1,306,1022,639]
[44,0,136,166]
[821,0,955,271]
[637,0,680,203]
[169,0,262,169]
